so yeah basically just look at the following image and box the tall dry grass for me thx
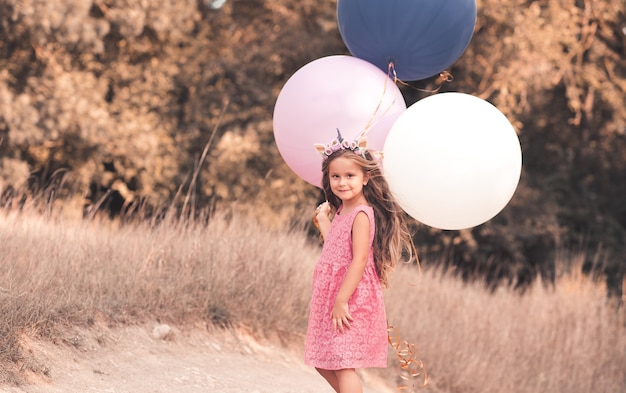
[0,206,317,383]
[384,260,626,393]
[1,205,624,392]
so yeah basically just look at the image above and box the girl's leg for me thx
[336,368,363,393]
[315,368,340,392]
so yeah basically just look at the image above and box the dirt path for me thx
[1,323,395,393]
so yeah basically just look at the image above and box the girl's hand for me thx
[313,202,332,240]
[331,300,353,333]
[314,202,331,224]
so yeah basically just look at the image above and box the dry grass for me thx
[384,260,626,393]
[0,205,317,383]
[1,205,624,392]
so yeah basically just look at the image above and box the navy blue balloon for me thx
[337,0,477,81]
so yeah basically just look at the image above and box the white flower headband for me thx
[314,129,369,160]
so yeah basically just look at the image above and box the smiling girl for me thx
[304,132,414,393]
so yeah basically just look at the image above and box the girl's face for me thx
[328,156,369,207]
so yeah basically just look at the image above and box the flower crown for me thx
[314,129,369,160]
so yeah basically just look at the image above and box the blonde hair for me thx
[321,149,415,287]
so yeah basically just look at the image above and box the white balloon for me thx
[383,92,522,230]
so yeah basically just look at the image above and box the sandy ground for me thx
[0,323,396,393]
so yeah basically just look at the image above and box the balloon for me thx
[383,92,522,230]
[337,0,477,81]
[273,55,406,187]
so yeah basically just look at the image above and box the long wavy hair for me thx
[321,149,415,287]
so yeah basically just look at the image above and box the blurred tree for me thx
[0,0,624,293]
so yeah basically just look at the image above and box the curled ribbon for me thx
[388,325,429,391]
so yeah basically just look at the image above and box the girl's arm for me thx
[331,211,370,333]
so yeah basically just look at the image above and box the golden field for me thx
[0,204,624,392]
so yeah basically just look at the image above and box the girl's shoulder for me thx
[355,204,373,214]
[351,205,375,237]
[350,204,374,221]
[338,203,373,216]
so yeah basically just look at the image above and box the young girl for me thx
[305,132,414,393]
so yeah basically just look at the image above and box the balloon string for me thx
[357,62,453,141]
[392,61,455,94]
[389,61,398,82]
[388,325,429,391]
[354,61,400,142]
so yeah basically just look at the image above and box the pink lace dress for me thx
[304,205,388,370]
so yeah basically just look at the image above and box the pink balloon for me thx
[273,55,406,187]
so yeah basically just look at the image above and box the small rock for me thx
[152,324,172,340]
